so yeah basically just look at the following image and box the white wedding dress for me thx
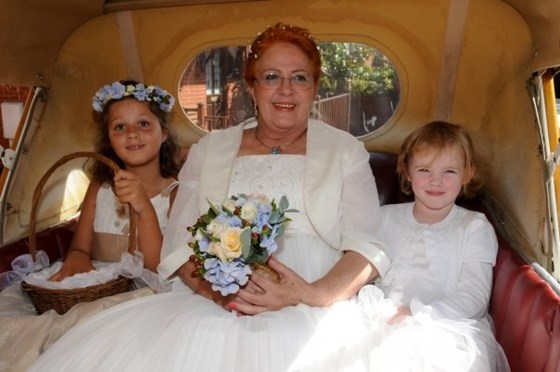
[30,155,387,372]
[30,156,506,372]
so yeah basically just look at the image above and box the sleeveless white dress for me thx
[91,181,178,261]
[0,180,178,371]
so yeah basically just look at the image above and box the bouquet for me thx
[188,193,296,296]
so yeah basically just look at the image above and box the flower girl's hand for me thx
[233,257,311,315]
[49,249,95,282]
[113,170,152,215]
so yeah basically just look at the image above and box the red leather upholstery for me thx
[0,221,74,274]
[491,237,560,372]
[369,151,414,205]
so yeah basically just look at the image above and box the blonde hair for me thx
[397,121,482,199]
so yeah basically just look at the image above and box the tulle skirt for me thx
[29,286,509,372]
[29,288,373,371]
[358,287,510,372]
[29,234,509,372]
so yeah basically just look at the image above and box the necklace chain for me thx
[254,127,307,154]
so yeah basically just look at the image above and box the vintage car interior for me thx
[0,1,559,370]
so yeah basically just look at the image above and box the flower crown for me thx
[92,81,175,113]
[247,23,316,60]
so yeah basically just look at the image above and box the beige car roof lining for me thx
[0,0,558,87]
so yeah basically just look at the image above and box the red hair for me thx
[244,23,321,86]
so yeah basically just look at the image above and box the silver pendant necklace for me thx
[254,127,307,154]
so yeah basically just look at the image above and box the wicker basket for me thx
[21,152,136,315]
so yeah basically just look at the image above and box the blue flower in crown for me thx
[92,81,175,113]
[131,84,150,101]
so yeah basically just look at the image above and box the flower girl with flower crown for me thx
[0,80,181,370]
[49,80,180,281]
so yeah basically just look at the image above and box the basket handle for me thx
[28,151,137,261]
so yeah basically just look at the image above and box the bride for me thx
[30,23,391,372]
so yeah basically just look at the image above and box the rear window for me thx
[178,42,400,138]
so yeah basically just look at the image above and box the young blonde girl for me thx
[374,121,509,371]
[382,120,487,321]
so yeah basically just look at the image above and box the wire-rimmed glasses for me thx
[254,71,315,90]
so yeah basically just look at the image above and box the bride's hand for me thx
[231,257,312,315]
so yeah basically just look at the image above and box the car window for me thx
[178,42,400,138]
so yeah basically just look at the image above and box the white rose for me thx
[207,219,228,238]
[208,227,244,261]
[194,229,205,241]
[207,241,226,261]
[222,199,237,213]
[240,203,258,223]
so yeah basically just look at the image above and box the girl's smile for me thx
[408,145,470,224]
[107,99,167,170]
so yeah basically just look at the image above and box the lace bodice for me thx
[229,155,314,235]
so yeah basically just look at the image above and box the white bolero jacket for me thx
[158,119,390,282]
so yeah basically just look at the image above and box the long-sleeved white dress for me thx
[361,202,511,372]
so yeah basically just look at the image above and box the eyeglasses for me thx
[254,72,315,90]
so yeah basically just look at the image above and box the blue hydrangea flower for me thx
[197,236,210,253]
[254,211,271,231]
[132,83,149,101]
[260,226,279,254]
[204,258,252,296]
